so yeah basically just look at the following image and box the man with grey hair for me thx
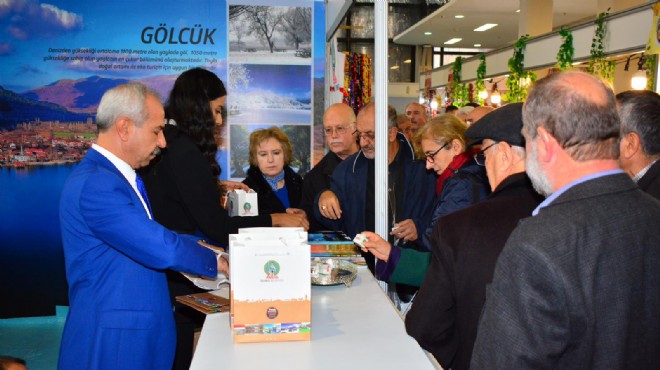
[617,90,660,200]
[300,103,359,231]
[315,102,436,304]
[471,71,660,369]
[405,102,428,134]
[58,83,227,369]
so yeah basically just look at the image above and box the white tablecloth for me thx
[191,269,439,370]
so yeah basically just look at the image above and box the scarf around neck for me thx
[436,149,478,196]
[263,170,285,191]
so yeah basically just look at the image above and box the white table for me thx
[191,269,440,370]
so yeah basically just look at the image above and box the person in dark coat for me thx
[242,126,307,217]
[616,89,660,200]
[300,103,359,231]
[471,71,660,369]
[314,102,436,275]
[402,103,543,370]
[359,114,490,288]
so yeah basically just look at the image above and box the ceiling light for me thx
[474,23,498,32]
[631,70,647,90]
[474,43,481,47]
[403,59,412,64]
[455,15,464,19]
[424,32,432,35]
[516,9,520,13]
[391,65,400,70]
[444,38,462,45]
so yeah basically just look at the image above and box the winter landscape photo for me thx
[228,63,312,125]
[229,5,312,65]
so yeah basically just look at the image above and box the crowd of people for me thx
[55,67,660,369]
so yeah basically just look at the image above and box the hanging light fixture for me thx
[631,70,647,90]
[490,83,501,106]
[478,90,489,100]
[631,54,647,90]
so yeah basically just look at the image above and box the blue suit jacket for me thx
[58,148,217,370]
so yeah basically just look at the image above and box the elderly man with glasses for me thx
[300,103,360,231]
[314,102,435,294]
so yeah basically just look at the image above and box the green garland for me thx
[450,56,469,106]
[646,54,657,91]
[556,28,574,71]
[474,54,487,105]
[505,35,536,103]
[588,8,615,83]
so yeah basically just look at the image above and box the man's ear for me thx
[496,141,511,168]
[388,126,398,142]
[620,132,641,159]
[115,117,132,142]
[536,126,556,163]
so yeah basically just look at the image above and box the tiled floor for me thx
[0,306,67,370]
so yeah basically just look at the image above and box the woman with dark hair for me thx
[242,126,305,215]
[141,67,307,370]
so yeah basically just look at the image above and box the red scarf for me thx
[436,149,478,195]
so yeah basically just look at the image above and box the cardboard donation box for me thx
[228,189,259,217]
[229,228,311,343]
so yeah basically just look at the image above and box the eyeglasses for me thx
[425,142,449,163]
[324,125,350,136]
[353,130,375,141]
[473,142,498,166]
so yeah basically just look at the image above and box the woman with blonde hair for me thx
[361,114,490,287]
[242,126,306,215]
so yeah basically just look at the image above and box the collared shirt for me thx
[532,169,624,216]
[633,159,659,183]
[91,144,152,219]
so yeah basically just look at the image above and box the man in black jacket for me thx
[300,103,359,231]
[405,103,543,370]
[617,90,660,200]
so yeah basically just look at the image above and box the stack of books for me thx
[308,231,366,266]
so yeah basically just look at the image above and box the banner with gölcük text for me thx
[0,0,324,318]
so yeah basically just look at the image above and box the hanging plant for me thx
[505,35,536,103]
[474,54,487,105]
[646,54,657,90]
[556,28,574,71]
[450,56,469,106]
[588,8,615,83]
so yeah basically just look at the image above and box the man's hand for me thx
[359,231,392,262]
[197,240,229,275]
[391,219,418,242]
[216,254,229,276]
[271,212,309,231]
[318,190,342,220]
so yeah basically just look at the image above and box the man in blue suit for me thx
[58,83,227,370]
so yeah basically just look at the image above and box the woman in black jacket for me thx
[242,126,305,216]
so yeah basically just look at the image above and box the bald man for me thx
[465,106,494,126]
[300,103,359,231]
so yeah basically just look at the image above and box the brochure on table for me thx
[229,227,311,343]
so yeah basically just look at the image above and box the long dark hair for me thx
[165,67,226,178]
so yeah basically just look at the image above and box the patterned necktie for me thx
[135,173,152,217]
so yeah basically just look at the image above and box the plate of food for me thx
[311,257,358,287]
